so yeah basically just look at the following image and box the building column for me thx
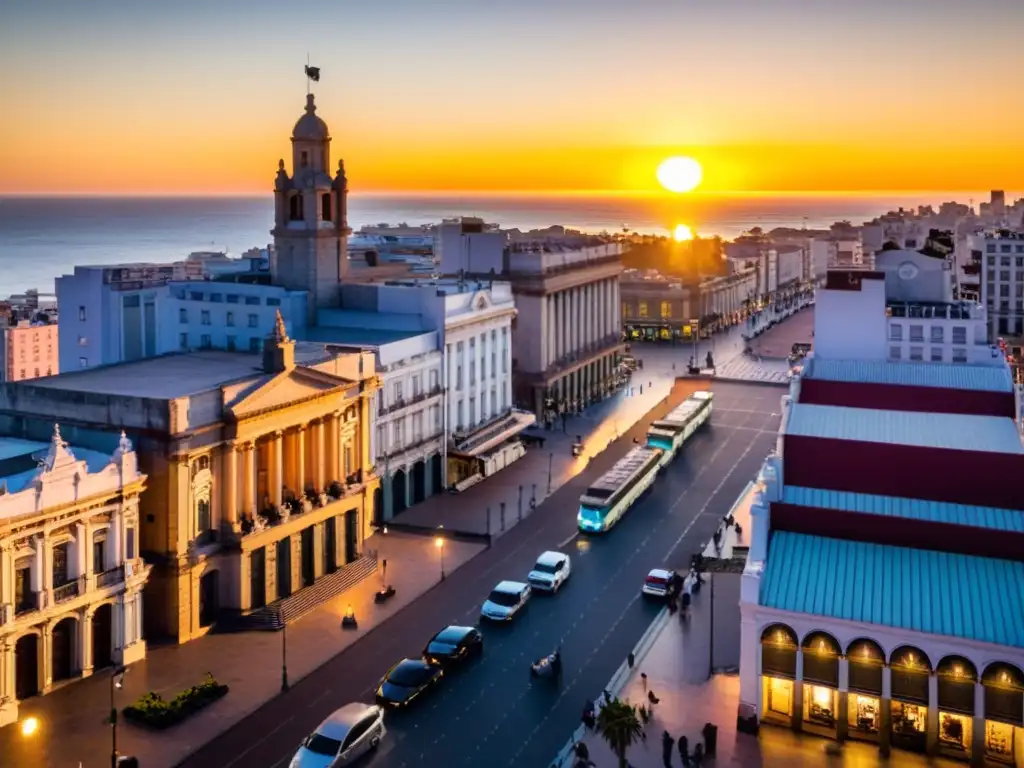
[793,648,805,731]
[271,430,284,507]
[879,666,892,756]
[80,610,94,678]
[970,681,985,767]
[41,624,53,691]
[223,441,238,529]
[837,657,850,741]
[0,639,16,727]
[313,419,326,492]
[243,441,257,519]
[328,411,342,483]
[926,672,939,754]
[294,425,307,492]
[573,288,581,355]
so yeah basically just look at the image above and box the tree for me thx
[596,697,644,768]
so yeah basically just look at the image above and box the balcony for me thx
[53,577,82,604]
[237,472,371,541]
[379,386,443,417]
[97,565,125,588]
[15,591,40,617]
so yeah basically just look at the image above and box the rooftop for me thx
[0,437,113,494]
[585,446,661,499]
[801,357,1014,393]
[760,531,1024,648]
[782,486,1024,534]
[785,402,1024,455]
[301,326,427,347]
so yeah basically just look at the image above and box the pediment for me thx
[472,291,491,311]
[228,367,352,419]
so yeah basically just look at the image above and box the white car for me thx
[290,702,385,768]
[527,551,572,593]
[642,568,678,599]
[480,580,531,621]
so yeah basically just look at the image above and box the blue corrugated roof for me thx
[783,486,1024,533]
[786,403,1024,454]
[803,358,1013,393]
[761,532,1024,648]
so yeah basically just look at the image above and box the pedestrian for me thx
[662,731,675,768]
[678,735,690,766]
[640,672,648,693]
[692,743,704,766]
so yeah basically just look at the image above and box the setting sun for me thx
[656,156,703,194]
[673,224,694,242]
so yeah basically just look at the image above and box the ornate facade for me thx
[0,427,149,727]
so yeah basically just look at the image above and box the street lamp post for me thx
[281,622,289,693]
[110,665,127,768]
[435,527,446,580]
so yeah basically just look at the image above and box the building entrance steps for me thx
[394,370,680,539]
[0,531,484,768]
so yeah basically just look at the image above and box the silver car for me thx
[290,702,386,767]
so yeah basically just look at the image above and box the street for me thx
[178,382,781,768]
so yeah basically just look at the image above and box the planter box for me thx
[123,676,229,730]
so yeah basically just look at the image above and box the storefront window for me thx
[761,625,798,678]
[848,694,880,735]
[892,701,928,752]
[984,663,1024,728]
[803,684,836,728]
[763,677,793,719]
[939,711,972,753]
[890,646,931,705]
[985,721,1015,763]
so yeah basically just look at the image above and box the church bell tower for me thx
[271,93,351,320]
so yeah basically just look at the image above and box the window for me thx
[93,539,106,574]
[1001,285,1010,297]
[248,313,259,328]
[210,293,223,303]
[126,528,136,560]
[200,334,212,349]
[638,301,649,318]
[470,360,476,384]
[179,333,188,351]
[301,151,309,167]
[376,425,385,454]
[930,347,944,362]
[33,368,39,378]
[393,419,403,449]
[226,294,240,304]
[491,352,496,378]
[456,364,463,390]
[201,310,211,325]
[457,400,464,430]
[909,346,924,361]
[469,396,477,425]
[226,311,235,327]
[889,346,902,360]
[889,324,903,341]
[929,326,944,343]
[321,193,332,222]
[952,347,967,363]
[660,301,672,319]
[19,369,25,379]
[1001,245,1012,254]
[267,297,281,307]
[501,384,508,410]
[987,244,996,254]
[394,381,404,403]
[245,296,261,306]
[77,335,88,346]
[429,370,439,391]
[480,353,486,381]
[622,301,630,318]
[1001,271,1011,282]
[412,375,421,397]
[491,388,497,415]
[179,308,188,323]
[226,335,237,352]
[413,412,423,442]
[249,337,261,353]
[52,542,70,586]
[432,404,441,430]
[78,306,86,321]
[79,356,88,368]
[907,324,924,342]
[15,564,31,608]
[196,499,212,542]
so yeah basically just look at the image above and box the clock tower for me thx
[271,93,351,319]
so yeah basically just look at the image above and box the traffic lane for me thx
[504,428,778,768]
[370,413,774,767]
[184,382,709,768]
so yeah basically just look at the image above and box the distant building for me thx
[619,269,694,342]
[0,319,59,382]
[0,427,150,727]
[973,229,1024,342]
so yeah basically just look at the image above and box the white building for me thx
[810,237,866,280]
[737,267,1024,765]
[973,230,1024,341]
[0,427,150,727]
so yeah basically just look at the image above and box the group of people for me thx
[662,730,706,767]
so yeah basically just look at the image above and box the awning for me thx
[453,409,536,457]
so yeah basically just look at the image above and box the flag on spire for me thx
[305,64,321,82]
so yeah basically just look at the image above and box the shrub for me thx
[123,673,229,730]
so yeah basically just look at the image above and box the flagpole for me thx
[306,53,310,96]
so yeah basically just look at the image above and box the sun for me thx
[656,156,703,194]
[673,224,694,242]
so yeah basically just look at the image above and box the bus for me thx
[645,390,714,466]
[577,445,663,533]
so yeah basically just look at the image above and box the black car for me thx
[375,658,443,708]
[423,625,484,667]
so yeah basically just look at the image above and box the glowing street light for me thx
[20,716,39,737]
[435,526,446,581]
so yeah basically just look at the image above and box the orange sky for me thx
[2,1,1022,195]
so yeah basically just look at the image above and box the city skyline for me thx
[2,0,1023,195]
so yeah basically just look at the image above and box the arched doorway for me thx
[889,646,931,752]
[937,655,977,758]
[845,638,885,741]
[412,460,426,505]
[760,624,798,726]
[91,604,113,671]
[392,469,407,514]
[430,454,444,495]
[199,570,220,628]
[15,634,39,700]
[982,662,1024,763]
[51,617,77,683]
[373,486,383,526]
[800,631,840,735]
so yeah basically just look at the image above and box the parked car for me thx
[642,568,678,599]
[375,658,443,708]
[480,580,532,621]
[423,625,484,667]
[527,551,572,593]
[290,702,385,767]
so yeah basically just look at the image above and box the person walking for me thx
[661,731,675,768]
[677,735,690,766]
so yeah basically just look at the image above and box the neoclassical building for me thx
[0,315,380,643]
[0,427,149,727]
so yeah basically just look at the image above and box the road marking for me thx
[557,531,578,549]
[306,688,332,708]
[221,715,295,768]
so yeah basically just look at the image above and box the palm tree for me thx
[596,697,644,768]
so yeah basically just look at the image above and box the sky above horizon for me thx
[1,0,1022,195]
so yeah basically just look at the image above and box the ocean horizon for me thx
[0,190,1008,296]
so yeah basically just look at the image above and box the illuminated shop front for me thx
[760,624,798,726]
[983,663,1024,765]
[889,647,930,754]
[846,639,885,742]
[801,632,840,735]
[937,656,976,760]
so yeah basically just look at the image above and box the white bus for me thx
[577,446,664,533]
[645,390,714,466]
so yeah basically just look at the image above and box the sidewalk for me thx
[748,306,815,360]
[0,532,484,768]
[396,368,678,538]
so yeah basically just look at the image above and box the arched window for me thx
[196,499,211,541]
[846,638,885,696]
[801,632,840,687]
[321,193,332,222]
[760,624,798,679]
[289,194,304,222]
[937,656,977,716]
[890,646,931,706]
[983,663,1024,729]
